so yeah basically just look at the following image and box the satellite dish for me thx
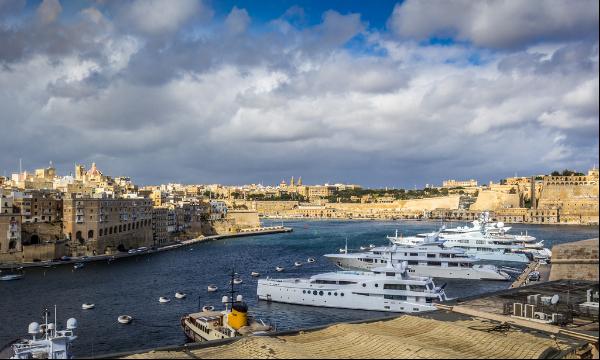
[551,294,559,305]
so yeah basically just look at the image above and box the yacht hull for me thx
[257,279,437,313]
[327,256,510,281]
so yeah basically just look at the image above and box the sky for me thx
[0,0,598,188]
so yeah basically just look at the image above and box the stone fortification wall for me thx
[470,190,520,211]
[401,195,460,211]
[549,238,599,281]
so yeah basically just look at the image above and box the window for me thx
[408,260,418,265]
[427,261,441,266]
[384,284,406,290]
[409,253,418,257]
[384,295,407,300]
[313,291,317,295]
[362,283,366,287]
[427,254,436,258]
[319,291,324,296]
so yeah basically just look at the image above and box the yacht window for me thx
[338,281,357,285]
[408,260,418,265]
[409,253,418,256]
[448,262,458,267]
[302,290,306,294]
[334,292,338,296]
[374,284,379,288]
[386,272,395,277]
[427,261,441,266]
[362,283,366,287]
[409,285,427,292]
[440,254,451,258]
[313,291,317,295]
[354,293,370,296]
[427,254,436,258]
[340,293,344,296]
[384,295,407,300]
[359,258,373,263]
[328,292,331,296]
[319,291,324,296]
[460,263,471,268]
[383,284,405,290]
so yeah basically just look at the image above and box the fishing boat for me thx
[181,271,272,343]
[159,297,171,303]
[73,263,84,270]
[208,285,218,292]
[251,272,260,277]
[81,303,95,310]
[294,261,303,267]
[307,257,316,263]
[275,266,284,272]
[175,292,187,299]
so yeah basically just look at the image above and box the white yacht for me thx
[390,215,550,263]
[324,243,511,281]
[257,261,448,313]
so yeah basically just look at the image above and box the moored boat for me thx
[118,315,133,324]
[175,292,187,299]
[257,260,448,313]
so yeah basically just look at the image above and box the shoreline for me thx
[0,226,293,270]
[262,216,599,227]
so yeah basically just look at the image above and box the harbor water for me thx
[0,220,597,357]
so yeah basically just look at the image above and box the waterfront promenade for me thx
[0,226,292,270]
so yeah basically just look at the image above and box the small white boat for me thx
[81,303,95,310]
[118,315,133,324]
[294,261,303,267]
[360,246,367,250]
[207,285,218,292]
[369,244,376,249]
[233,278,243,285]
[275,266,284,272]
[201,305,214,312]
[251,272,260,277]
[307,257,316,263]
[73,263,84,270]
[0,273,24,281]
[159,297,171,303]
[175,292,187,299]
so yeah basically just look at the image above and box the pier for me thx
[0,226,292,270]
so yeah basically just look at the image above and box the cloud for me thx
[123,0,205,35]
[0,1,598,186]
[36,0,62,25]
[225,7,250,35]
[388,0,599,49]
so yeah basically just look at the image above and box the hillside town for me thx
[0,163,598,265]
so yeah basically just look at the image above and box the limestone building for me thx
[62,195,153,256]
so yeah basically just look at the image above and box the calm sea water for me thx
[0,220,597,357]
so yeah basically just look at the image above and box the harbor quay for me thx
[0,226,292,270]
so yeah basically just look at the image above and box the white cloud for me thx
[388,0,599,49]
[125,0,203,35]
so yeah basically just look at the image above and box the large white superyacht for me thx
[324,242,511,281]
[388,215,550,263]
[257,260,448,313]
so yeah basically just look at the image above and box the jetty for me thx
[0,226,292,270]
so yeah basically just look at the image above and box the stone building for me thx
[152,206,169,246]
[62,195,153,256]
[11,190,63,224]
[442,179,477,188]
[0,194,22,257]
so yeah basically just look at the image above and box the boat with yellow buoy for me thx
[180,270,272,343]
